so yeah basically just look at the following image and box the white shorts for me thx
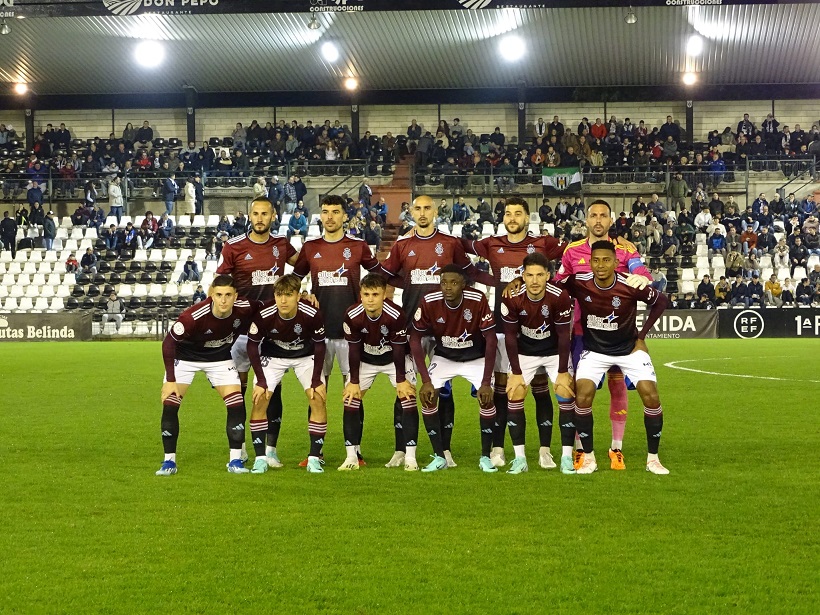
[253,355,325,392]
[516,354,573,387]
[494,332,509,373]
[323,338,349,378]
[409,335,435,372]
[427,355,492,391]
[231,334,251,373]
[165,359,240,387]
[574,350,656,389]
[359,356,417,392]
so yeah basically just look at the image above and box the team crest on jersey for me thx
[294,323,303,334]
[380,324,389,335]
[612,296,622,308]
[541,304,549,317]
[233,319,241,329]
[463,309,473,322]
[435,242,444,256]
[343,247,352,260]
[272,246,280,259]
[527,243,536,254]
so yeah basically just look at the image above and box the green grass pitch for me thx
[1,339,818,614]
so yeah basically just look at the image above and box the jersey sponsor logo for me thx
[612,296,622,308]
[244,254,253,260]
[410,262,441,285]
[204,333,234,348]
[481,312,493,323]
[364,338,391,356]
[587,311,619,331]
[500,265,524,283]
[521,322,551,340]
[441,330,473,349]
[173,321,185,335]
[463,309,472,322]
[318,265,349,286]
[559,308,572,319]
[435,242,444,256]
[251,266,280,286]
[273,337,305,351]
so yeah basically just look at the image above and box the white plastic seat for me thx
[711,255,725,269]
[178,249,192,261]
[3,297,18,311]
[192,215,206,227]
[134,249,148,262]
[29,250,43,263]
[307,224,321,238]
[712,268,725,279]
[179,282,195,296]
[204,260,217,273]
[49,297,65,311]
[807,255,820,269]
[0,252,11,263]
[164,284,179,298]
[680,280,696,295]
[759,255,773,269]
[119,216,132,228]
[105,216,118,228]
[452,224,463,237]
[85,228,98,240]
[53,262,67,275]
[64,239,79,252]
[117,285,132,298]
[681,269,695,281]
[16,274,30,287]
[133,283,148,297]
[148,283,164,296]
[32,297,49,312]
[206,215,220,227]
[60,217,73,229]
[31,273,46,286]
[25,285,40,298]
[133,216,145,229]
[776,267,790,280]
[1,273,15,286]
[793,267,807,280]
[55,285,71,298]
[695,244,708,256]
[40,285,55,298]
[78,239,93,252]
[695,256,710,270]
[37,262,52,274]
[22,262,37,274]
[56,228,69,240]
[482,222,494,235]
[760,268,774,281]
[70,227,84,240]
[7,262,21,275]
[17,297,33,311]
[289,236,303,251]
[14,251,27,263]
[149,249,164,262]
[164,249,178,262]
[177,216,192,228]
[528,223,541,234]
[193,249,207,262]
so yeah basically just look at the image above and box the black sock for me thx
[393,397,405,452]
[574,406,594,453]
[507,399,526,446]
[224,392,246,452]
[438,393,455,452]
[644,406,663,454]
[479,407,497,457]
[250,419,266,456]
[422,406,444,457]
[492,385,508,448]
[557,398,576,449]
[357,401,365,454]
[532,383,554,447]
[401,397,419,449]
[161,403,180,454]
[308,420,327,457]
[343,398,362,447]
[266,384,283,447]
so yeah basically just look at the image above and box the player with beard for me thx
[217,198,299,469]
[380,195,492,469]
[559,241,670,475]
[293,194,387,465]
[462,196,566,470]
[505,199,652,471]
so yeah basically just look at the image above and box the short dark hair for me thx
[439,263,468,282]
[361,273,387,290]
[522,252,550,270]
[590,240,616,254]
[273,274,302,295]
[211,274,237,289]
[321,194,346,208]
[588,199,612,214]
[504,196,530,215]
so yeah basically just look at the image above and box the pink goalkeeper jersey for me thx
[554,238,652,334]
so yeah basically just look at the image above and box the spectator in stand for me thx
[649,193,666,219]
[667,172,689,212]
[121,122,137,145]
[101,291,126,333]
[757,226,777,256]
[714,276,730,306]
[705,227,726,261]
[741,226,759,257]
[135,121,154,145]
[650,267,667,293]
[496,157,515,192]
[470,198,494,228]
[773,237,790,269]
[358,181,372,210]
[708,193,724,218]
[781,277,796,305]
[292,176,307,206]
[191,284,206,304]
[231,123,247,151]
[253,176,267,201]
[736,113,756,140]
[0,210,17,258]
[42,210,56,251]
[726,250,744,278]
[107,176,123,223]
[436,198,453,232]
[489,127,505,151]
[193,175,205,216]
[658,116,681,143]
[364,220,382,253]
[233,149,249,178]
[177,255,200,284]
[407,119,422,152]
[81,246,98,274]
[101,224,119,251]
[286,209,308,240]
[789,237,808,274]
[744,253,761,279]
[461,215,481,241]
[660,227,679,258]
[156,212,173,239]
[764,274,783,307]
[796,277,813,305]
[810,264,820,288]
[65,252,79,275]
[590,118,607,140]
[27,181,43,209]
[453,196,468,223]
[183,176,196,218]
[729,276,748,306]
[231,211,247,237]
[161,173,178,216]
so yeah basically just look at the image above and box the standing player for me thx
[245,274,328,474]
[217,197,298,469]
[502,253,576,474]
[555,200,652,470]
[155,274,257,476]
[292,194,383,464]
[410,265,498,473]
[560,242,669,475]
[341,274,418,471]
[463,196,565,469]
[381,195,485,468]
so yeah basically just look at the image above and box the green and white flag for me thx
[542,167,582,195]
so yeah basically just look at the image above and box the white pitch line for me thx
[663,358,820,384]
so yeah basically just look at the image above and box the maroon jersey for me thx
[248,299,325,359]
[216,233,297,302]
[501,283,573,356]
[380,230,472,324]
[561,272,662,356]
[467,232,565,314]
[343,299,408,366]
[293,234,380,338]
[412,288,495,362]
[166,297,256,365]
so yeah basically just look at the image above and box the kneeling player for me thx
[341,274,418,471]
[156,274,256,476]
[410,264,499,473]
[502,253,576,474]
[246,274,328,474]
[560,241,670,475]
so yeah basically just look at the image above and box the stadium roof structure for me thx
[1,2,819,100]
